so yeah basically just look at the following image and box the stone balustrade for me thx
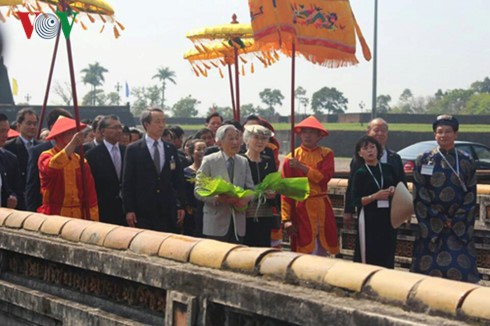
[0,207,489,325]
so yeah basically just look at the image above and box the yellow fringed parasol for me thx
[187,23,253,41]
[184,38,279,77]
[0,0,124,37]
[185,14,280,120]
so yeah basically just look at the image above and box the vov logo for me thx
[18,11,78,40]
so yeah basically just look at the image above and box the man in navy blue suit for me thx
[4,108,40,195]
[122,108,187,232]
[86,115,126,225]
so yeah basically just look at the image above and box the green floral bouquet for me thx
[194,172,309,201]
[254,172,309,201]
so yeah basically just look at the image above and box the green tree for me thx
[426,89,474,114]
[80,62,108,106]
[131,86,161,115]
[152,67,176,109]
[106,92,121,105]
[82,89,106,106]
[471,77,490,94]
[295,86,309,114]
[256,106,279,121]
[171,95,200,118]
[240,103,258,118]
[311,87,348,114]
[434,89,445,100]
[376,94,392,114]
[461,93,490,115]
[259,88,284,114]
[399,88,413,102]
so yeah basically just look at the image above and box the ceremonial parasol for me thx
[1,0,122,219]
[185,14,279,121]
[248,0,371,248]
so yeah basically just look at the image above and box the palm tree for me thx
[152,67,176,109]
[80,62,108,105]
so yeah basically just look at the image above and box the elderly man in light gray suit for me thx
[195,124,254,243]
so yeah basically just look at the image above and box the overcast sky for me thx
[2,0,490,116]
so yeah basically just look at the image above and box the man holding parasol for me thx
[281,116,338,256]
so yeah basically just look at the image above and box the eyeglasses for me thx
[106,125,123,130]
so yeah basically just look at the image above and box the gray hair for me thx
[242,124,273,144]
[367,118,388,131]
[98,115,120,130]
[215,124,238,142]
[140,108,164,131]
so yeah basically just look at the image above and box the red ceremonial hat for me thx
[259,117,275,133]
[7,129,20,139]
[293,116,328,137]
[46,117,86,140]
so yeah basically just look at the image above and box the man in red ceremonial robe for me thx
[281,116,339,256]
[38,117,99,221]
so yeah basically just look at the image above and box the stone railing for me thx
[0,208,489,325]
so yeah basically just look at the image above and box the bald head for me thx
[367,118,388,148]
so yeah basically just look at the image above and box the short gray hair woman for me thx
[242,124,278,248]
[242,124,273,145]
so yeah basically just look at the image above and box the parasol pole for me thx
[290,42,296,157]
[227,63,236,117]
[234,45,240,121]
[61,0,90,220]
[37,26,62,139]
[231,14,240,121]
[289,41,298,246]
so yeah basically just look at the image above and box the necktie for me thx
[111,145,121,179]
[153,141,161,172]
[26,140,33,149]
[227,157,234,181]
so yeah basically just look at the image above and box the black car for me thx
[397,140,490,172]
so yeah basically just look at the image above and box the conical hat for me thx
[293,116,328,137]
[46,117,86,140]
[7,129,20,139]
[390,182,414,228]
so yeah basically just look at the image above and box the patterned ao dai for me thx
[411,147,479,283]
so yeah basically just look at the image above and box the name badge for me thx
[377,200,389,208]
[170,156,176,171]
[421,164,434,176]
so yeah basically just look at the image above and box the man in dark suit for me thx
[122,108,187,232]
[0,113,22,209]
[25,108,72,212]
[4,108,39,194]
[343,118,406,228]
[86,115,126,225]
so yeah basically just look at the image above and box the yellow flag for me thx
[12,78,18,96]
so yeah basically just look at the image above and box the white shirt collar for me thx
[19,135,32,146]
[380,149,388,163]
[103,139,119,152]
[145,134,161,146]
[221,151,235,161]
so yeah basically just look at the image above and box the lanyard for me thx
[437,147,467,192]
[365,163,383,190]
[437,147,459,176]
